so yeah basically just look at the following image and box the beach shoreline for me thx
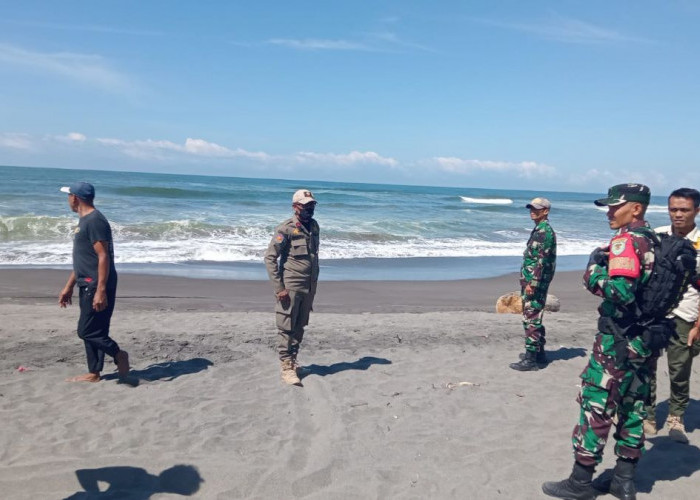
[0,268,600,313]
[1,269,698,499]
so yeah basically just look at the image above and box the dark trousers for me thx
[646,317,700,419]
[78,286,119,373]
[667,318,700,416]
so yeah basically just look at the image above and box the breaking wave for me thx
[460,196,513,205]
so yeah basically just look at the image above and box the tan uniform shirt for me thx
[264,216,320,294]
[656,225,700,322]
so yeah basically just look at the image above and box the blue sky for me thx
[1,0,699,193]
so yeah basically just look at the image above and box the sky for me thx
[1,0,699,193]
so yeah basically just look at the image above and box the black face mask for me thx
[299,205,315,221]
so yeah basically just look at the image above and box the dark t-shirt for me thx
[72,209,118,289]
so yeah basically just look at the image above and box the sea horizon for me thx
[4,162,605,196]
[0,164,674,281]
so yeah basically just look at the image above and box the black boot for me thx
[609,459,636,500]
[542,462,597,500]
[519,348,548,365]
[510,350,540,371]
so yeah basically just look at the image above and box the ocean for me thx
[0,165,674,281]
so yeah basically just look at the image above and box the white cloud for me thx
[67,132,87,142]
[264,28,432,53]
[432,157,555,177]
[95,138,168,160]
[52,132,87,143]
[368,32,434,52]
[96,137,270,161]
[566,168,671,193]
[94,135,398,168]
[640,171,668,191]
[267,38,371,51]
[477,15,653,45]
[182,138,269,160]
[0,43,134,93]
[567,168,614,186]
[0,132,33,150]
[4,129,398,172]
[294,150,398,167]
[183,138,232,156]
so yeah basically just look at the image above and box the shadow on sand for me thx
[302,356,392,378]
[636,434,700,493]
[594,397,700,495]
[683,399,700,433]
[63,464,203,499]
[547,347,587,363]
[593,435,700,495]
[102,358,213,383]
[650,398,700,433]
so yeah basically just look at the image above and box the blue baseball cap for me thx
[60,182,95,200]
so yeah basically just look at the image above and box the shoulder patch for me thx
[609,234,640,278]
[611,238,626,256]
[694,237,700,250]
[275,233,285,243]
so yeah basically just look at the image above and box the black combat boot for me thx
[519,348,548,365]
[542,462,597,500]
[609,459,636,500]
[510,350,540,371]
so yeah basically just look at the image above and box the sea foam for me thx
[460,196,513,205]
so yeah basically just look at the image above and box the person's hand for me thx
[589,246,609,266]
[688,324,700,346]
[58,287,73,308]
[92,290,108,312]
[525,284,534,295]
[277,289,290,307]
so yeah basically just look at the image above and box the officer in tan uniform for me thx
[264,189,320,385]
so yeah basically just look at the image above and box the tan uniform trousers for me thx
[276,289,315,361]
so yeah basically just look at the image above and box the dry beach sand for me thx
[1,269,699,499]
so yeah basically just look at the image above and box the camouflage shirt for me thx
[520,219,557,291]
[264,215,320,294]
[584,220,655,322]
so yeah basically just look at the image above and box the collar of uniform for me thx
[292,215,310,233]
[681,224,699,243]
[620,220,649,233]
[655,224,699,241]
[655,224,672,235]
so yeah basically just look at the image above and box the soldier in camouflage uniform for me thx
[264,189,320,386]
[543,184,656,500]
[510,197,557,371]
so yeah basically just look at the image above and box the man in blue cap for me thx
[58,182,130,383]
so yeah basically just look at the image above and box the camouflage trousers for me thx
[521,289,547,352]
[572,331,653,467]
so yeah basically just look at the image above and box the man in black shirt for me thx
[58,182,130,383]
